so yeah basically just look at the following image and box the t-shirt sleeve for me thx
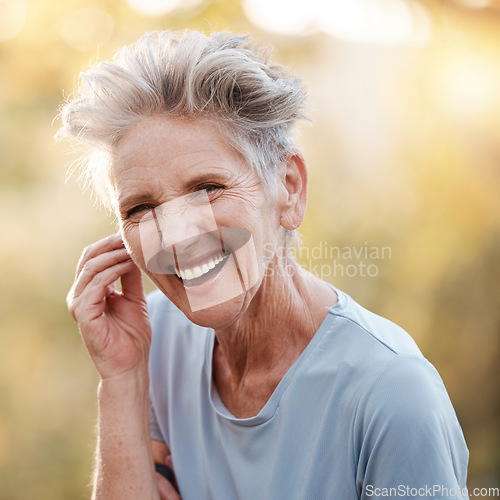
[147,290,168,444]
[354,356,469,500]
[149,396,164,442]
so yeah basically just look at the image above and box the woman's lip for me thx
[180,252,232,290]
[146,228,250,276]
[148,247,227,275]
[174,248,228,273]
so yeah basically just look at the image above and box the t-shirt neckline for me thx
[205,284,345,427]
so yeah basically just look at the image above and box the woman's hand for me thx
[67,234,151,380]
[153,440,182,499]
[156,472,182,500]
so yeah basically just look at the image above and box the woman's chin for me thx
[152,252,260,329]
[183,292,248,330]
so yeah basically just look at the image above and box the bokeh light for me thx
[318,0,431,45]
[0,0,27,42]
[126,0,184,17]
[242,0,313,36]
[59,8,114,52]
[434,53,500,121]
[242,0,432,44]
[454,0,490,7]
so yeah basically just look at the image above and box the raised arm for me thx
[67,234,167,499]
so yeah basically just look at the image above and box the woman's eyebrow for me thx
[118,171,230,210]
[118,193,155,212]
[184,171,230,187]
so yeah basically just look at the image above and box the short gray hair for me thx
[57,30,309,212]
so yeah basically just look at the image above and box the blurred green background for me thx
[1,0,499,497]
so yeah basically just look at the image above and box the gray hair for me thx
[57,30,308,220]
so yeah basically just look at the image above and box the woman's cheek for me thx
[120,224,146,268]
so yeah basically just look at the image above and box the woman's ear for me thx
[279,153,308,231]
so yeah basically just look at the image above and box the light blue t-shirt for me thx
[147,286,469,500]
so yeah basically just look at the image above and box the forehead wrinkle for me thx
[117,118,233,164]
[113,115,242,174]
[116,137,234,174]
[111,116,250,211]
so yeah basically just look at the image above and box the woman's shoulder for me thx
[321,288,451,410]
[352,354,469,490]
[326,286,423,361]
[333,289,463,439]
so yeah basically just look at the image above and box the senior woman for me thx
[60,31,469,500]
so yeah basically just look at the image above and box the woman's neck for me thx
[212,259,337,417]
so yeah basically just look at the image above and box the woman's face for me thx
[111,115,285,329]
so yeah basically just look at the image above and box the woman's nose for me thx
[163,223,204,255]
[157,192,218,254]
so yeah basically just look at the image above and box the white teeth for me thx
[177,252,229,281]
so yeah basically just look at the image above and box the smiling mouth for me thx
[170,250,231,287]
[145,227,252,285]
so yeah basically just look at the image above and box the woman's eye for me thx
[190,184,224,205]
[197,184,224,193]
[199,183,223,193]
[126,204,153,218]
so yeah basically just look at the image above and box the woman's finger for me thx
[69,259,136,321]
[75,233,125,278]
[156,473,181,500]
[72,247,131,299]
[119,259,145,302]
